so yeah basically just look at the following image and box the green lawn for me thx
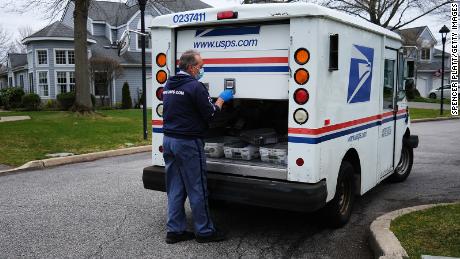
[391,204,460,259]
[409,97,450,105]
[411,97,452,104]
[0,109,152,166]
[410,108,454,120]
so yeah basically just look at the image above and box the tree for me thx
[0,26,12,64]
[314,0,451,30]
[15,27,34,53]
[72,0,93,113]
[89,56,123,107]
[122,82,133,109]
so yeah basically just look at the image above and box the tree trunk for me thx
[73,0,93,112]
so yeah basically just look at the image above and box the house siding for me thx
[115,67,152,105]
[117,25,127,42]
[128,14,140,51]
[93,24,106,36]
[61,1,91,33]
[61,1,75,28]
[111,29,117,43]
[105,24,112,43]
[28,41,75,99]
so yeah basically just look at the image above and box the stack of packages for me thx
[204,128,288,165]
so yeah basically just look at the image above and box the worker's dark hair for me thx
[179,50,200,71]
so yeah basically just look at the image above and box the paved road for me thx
[1,120,459,258]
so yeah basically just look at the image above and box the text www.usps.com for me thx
[194,39,258,49]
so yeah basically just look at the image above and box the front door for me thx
[377,48,397,180]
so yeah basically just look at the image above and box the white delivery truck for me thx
[142,3,419,226]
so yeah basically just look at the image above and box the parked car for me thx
[429,85,451,99]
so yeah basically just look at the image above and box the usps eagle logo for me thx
[347,45,374,103]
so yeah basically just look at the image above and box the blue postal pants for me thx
[163,136,215,236]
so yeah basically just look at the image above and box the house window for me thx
[57,72,68,93]
[420,48,431,60]
[56,50,67,64]
[29,73,34,93]
[69,72,75,92]
[8,77,12,87]
[68,50,75,64]
[19,74,24,88]
[37,50,48,65]
[137,34,151,50]
[38,71,49,97]
[56,71,76,93]
[55,49,75,65]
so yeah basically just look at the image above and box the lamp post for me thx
[125,0,148,140]
[439,25,450,115]
[139,0,148,140]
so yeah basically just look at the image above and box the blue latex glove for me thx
[219,89,234,102]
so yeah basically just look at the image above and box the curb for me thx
[0,145,151,176]
[412,116,460,123]
[369,202,458,259]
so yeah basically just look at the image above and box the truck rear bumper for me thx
[143,166,327,212]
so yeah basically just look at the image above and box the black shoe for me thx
[165,231,195,244]
[195,229,227,243]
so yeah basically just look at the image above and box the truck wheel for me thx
[323,161,355,228]
[390,144,413,183]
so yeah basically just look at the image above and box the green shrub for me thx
[21,93,41,111]
[0,87,25,109]
[121,82,132,109]
[44,99,59,110]
[57,91,76,110]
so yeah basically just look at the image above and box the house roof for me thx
[397,26,426,45]
[22,21,96,44]
[433,48,451,57]
[90,36,152,66]
[89,1,139,26]
[8,53,27,69]
[0,65,7,76]
[88,0,210,26]
[417,60,451,72]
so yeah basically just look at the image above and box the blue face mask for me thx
[195,67,204,80]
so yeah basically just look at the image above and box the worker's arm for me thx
[194,84,233,121]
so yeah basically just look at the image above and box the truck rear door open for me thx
[175,22,290,100]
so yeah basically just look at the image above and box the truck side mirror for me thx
[397,89,406,101]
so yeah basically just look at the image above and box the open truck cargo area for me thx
[143,3,418,226]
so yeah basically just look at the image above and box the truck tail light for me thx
[293,108,308,125]
[296,158,304,166]
[156,53,167,67]
[156,70,167,84]
[156,87,164,101]
[156,104,163,117]
[294,88,309,105]
[217,11,238,20]
[294,48,310,65]
[294,69,309,85]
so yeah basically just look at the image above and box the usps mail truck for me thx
[142,3,419,226]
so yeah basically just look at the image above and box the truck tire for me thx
[389,144,413,183]
[323,161,355,228]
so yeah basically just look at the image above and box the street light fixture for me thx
[439,25,450,115]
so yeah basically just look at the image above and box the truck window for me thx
[383,59,395,109]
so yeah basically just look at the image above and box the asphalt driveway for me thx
[0,120,459,258]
